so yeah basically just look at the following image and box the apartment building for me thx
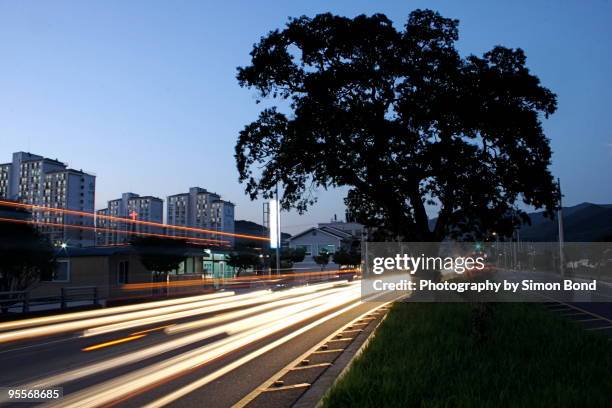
[0,163,10,198]
[167,187,235,246]
[0,152,96,247]
[96,192,163,245]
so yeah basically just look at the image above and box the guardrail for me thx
[0,290,29,313]
[0,287,100,314]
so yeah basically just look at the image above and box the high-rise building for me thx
[166,187,235,246]
[0,163,11,199]
[96,192,163,245]
[0,152,96,247]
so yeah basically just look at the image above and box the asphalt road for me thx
[0,280,389,408]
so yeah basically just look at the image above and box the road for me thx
[0,280,393,408]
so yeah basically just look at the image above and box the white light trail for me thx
[21,283,356,391]
[0,291,234,332]
[39,284,362,408]
[82,281,349,337]
[145,295,395,408]
[0,291,270,343]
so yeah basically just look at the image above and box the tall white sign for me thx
[269,199,280,249]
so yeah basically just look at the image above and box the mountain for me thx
[426,202,612,242]
[519,203,612,242]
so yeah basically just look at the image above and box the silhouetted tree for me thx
[236,9,558,241]
[0,214,54,293]
[269,247,307,271]
[131,237,187,281]
[313,252,331,271]
[332,249,361,268]
[227,252,260,277]
[286,247,306,263]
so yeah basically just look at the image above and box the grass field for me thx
[322,302,612,407]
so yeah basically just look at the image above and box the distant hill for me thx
[426,202,612,242]
[519,203,612,242]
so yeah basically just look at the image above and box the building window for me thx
[318,244,336,254]
[118,261,129,284]
[42,260,70,282]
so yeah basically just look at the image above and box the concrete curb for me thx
[293,307,391,408]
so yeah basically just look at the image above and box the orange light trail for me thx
[121,268,359,291]
[0,199,270,242]
[82,334,146,351]
[0,217,231,247]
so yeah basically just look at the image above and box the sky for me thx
[0,0,610,234]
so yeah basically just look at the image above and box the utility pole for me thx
[557,178,565,277]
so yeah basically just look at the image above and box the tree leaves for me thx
[235,9,558,241]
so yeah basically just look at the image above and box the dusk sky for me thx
[1,0,610,234]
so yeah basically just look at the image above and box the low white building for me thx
[288,222,363,270]
[288,227,350,257]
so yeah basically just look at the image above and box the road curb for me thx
[293,305,392,408]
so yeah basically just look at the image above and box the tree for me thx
[286,247,306,263]
[227,252,260,276]
[0,214,54,294]
[333,249,361,268]
[269,247,307,271]
[236,9,558,241]
[313,252,331,270]
[131,237,187,281]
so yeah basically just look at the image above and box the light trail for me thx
[130,325,174,336]
[0,199,269,241]
[82,334,146,352]
[0,291,271,343]
[0,291,234,332]
[0,217,231,246]
[84,281,348,338]
[23,283,357,391]
[0,281,399,408]
[80,287,309,337]
[121,268,358,291]
[40,285,362,408]
[165,282,350,334]
[144,294,396,408]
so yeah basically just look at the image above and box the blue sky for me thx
[0,0,610,234]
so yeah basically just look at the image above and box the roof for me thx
[128,195,163,202]
[288,227,348,242]
[46,168,94,176]
[58,246,138,257]
[212,199,235,206]
[22,157,66,166]
[167,192,189,198]
[57,244,231,258]
[319,225,353,237]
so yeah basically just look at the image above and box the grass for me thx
[322,302,612,408]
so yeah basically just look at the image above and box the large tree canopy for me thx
[236,9,558,240]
